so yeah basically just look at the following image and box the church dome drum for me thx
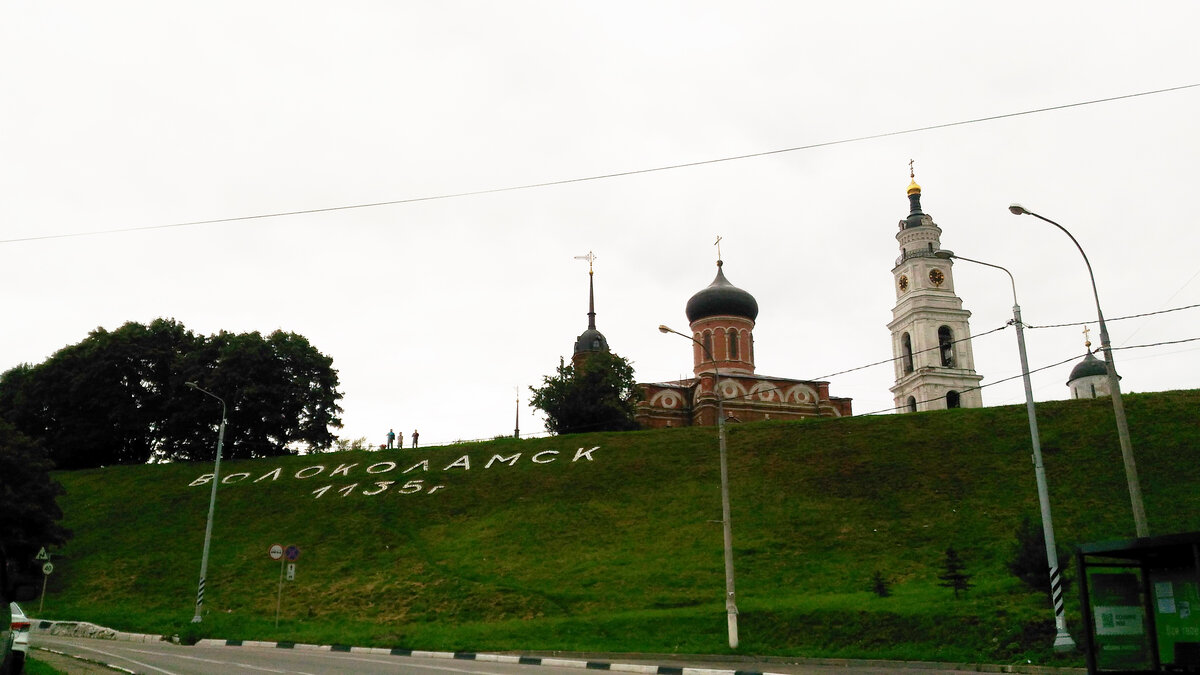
[685,261,759,323]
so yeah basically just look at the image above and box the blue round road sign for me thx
[285,545,300,561]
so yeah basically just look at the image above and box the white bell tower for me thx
[887,168,983,412]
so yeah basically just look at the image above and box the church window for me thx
[901,333,914,374]
[938,326,954,367]
[907,396,917,413]
[703,331,713,361]
[592,339,600,349]
[749,334,754,363]
[728,330,739,359]
[946,390,961,409]
[1091,384,1097,397]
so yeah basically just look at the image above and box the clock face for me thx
[898,275,909,292]
[928,268,945,287]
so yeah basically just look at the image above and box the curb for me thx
[196,639,790,674]
[31,619,1085,675]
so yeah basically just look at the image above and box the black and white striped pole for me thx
[187,382,227,624]
[935,251,1074,652]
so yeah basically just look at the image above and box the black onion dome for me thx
[573,328,609,356]
[685,261,759,323]
[1067,352,1109,383]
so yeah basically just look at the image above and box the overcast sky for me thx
[3,2,1198,449]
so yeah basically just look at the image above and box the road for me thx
[32,635,1021,675]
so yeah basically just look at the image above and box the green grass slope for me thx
[37,390,1200,664]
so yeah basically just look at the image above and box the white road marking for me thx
[329,654,533,674]
[43,642,182,675]
[126,647,318,674]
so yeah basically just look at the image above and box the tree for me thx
[184,330,344,460]
[870,570,892,598]
[529,352,642,435]
[937,547,974,599]
[0,320,343,468]
[0,419,70,566]
[1007,514,1071,599]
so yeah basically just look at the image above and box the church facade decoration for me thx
[887,173,984,412]
[637,259,851,429]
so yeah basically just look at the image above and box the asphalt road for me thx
[32,635,1040,675]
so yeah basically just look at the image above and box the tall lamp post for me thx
[1008,204,1149,538]
[658,324,739,649]
[186,381,227,623]
[934,250,1075,652]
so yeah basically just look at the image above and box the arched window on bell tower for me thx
[703,331,713,362]
[938,326,954,367]
[907,396,917,413]
[728,329,739,360]
[946,390,961,408]
[901,333,914,374]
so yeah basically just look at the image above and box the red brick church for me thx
[634,258,852,428]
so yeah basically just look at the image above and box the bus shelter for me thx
[1078,531,1200,673]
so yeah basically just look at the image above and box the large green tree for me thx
[0,319,343,468]
[529,351,642,435]
[0,419,70,566]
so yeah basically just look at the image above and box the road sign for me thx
[286,563,296,581]
[269,544,283,561]
[42,562,54,575]
[35,547,49,561]
[285,545,300,561]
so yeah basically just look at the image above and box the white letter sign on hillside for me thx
[187,446,601,499]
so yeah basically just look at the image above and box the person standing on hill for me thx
[412,429,419,448]
[396,430,403,449]
[386,429,395,449]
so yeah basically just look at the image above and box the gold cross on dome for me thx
[1082,325,1092,349]
[909,158,915,179]
[714,235,723,261]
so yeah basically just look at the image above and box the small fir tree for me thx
[870,570,892,597]
[1007,514,1071,599]
[937,547,974,599]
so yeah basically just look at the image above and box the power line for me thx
[391,334,1200,443]
[1025,302,1200,330]
[645,300,1199,410]
[857,351,1087,416]
[3,83,1197,246]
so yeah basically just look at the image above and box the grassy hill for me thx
[36,389,1200,664]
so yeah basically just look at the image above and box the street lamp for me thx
[186,381,227,623]
[1008,204,1149,538]
[934,250,1075,652]
[658,324,739,649]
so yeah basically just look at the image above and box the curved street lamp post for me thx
[934,250,1075,652]
[186,381,227,623]
[1008,205,1149,538]
[658,325,739,649]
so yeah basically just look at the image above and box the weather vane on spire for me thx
[714,235,723,262]
[574,251,596,274]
